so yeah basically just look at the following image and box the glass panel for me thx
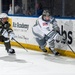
[14,0,23,15]
[2,0,12,13]
[65,0,75,17]
[24,0,36,16]
[1,0,75,17]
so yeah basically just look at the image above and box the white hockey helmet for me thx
[0,13,8,19]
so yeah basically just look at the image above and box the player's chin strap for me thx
[12,38,28,52]
[58,32,75,54]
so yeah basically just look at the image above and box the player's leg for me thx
[4,37,15,54]
[32,26,47,52]
[49,40,60,55]
[38,38,47,52]
[47,31,60,55]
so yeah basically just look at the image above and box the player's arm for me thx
[4,22,15,40]
[50,17,60,33]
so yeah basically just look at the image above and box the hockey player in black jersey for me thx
[0,13,15,54]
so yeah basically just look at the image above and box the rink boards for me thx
[1,16,75,58]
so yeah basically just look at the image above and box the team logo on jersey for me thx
[43,22,48,26]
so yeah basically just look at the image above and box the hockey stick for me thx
[59,33,75,54]
[12,38,28,52]
[47,31,75,54]
[66,42,75,54]
[1,29,28,52]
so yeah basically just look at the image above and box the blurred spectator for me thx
[35,3,43,16]
[25,7,34,16]
[8,4,13,14]
[8,4,23,15]
[15,4,23,14]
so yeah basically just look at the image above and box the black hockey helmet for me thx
[42,10,50,21]
[42,9,50,17]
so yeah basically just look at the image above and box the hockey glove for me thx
[9,32,15,40]
[53,26,60,34]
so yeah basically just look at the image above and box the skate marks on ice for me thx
[44,53,75,65]
[0,54,27,63]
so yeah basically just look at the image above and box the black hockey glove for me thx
[53,26,60,34]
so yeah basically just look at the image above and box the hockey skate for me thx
[39,46,47,52]
[49,47,60,56]
[7,48,15,54]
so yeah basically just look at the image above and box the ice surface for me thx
[0,44,75,75]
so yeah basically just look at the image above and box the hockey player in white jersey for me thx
[32,10,60,55]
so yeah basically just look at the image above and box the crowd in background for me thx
[2,0,75,17]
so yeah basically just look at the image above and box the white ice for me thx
[0,44,75,75]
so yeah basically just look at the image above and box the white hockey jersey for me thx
[34,15,58,35]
